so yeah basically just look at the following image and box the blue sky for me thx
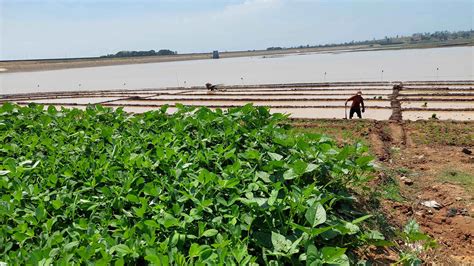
[1,0,473,60]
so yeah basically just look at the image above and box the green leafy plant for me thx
[0,103,377,264]
[395,220,437,265]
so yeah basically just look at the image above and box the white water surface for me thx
[1,46,473,95]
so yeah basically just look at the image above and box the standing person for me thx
[345,91,365,119]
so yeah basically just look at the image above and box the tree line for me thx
[101,49,177,58]
[267,29,473,51]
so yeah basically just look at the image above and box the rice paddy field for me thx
[1,80,473,121]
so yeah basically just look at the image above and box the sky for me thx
[0,0,473,60]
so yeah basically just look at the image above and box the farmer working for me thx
[345,91,365,119]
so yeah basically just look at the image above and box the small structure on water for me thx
[212,50,219,59]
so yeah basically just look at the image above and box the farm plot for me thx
[1,81,473,121]
[0,103,387,264]
[398,83,474,121]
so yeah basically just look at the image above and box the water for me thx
[111,99,390,108]
[1,46,473,95]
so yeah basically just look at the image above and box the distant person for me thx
[345,91,365,119]
[205,82,217,91]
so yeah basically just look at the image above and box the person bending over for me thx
[345,91,365,119]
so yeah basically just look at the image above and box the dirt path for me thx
[388,122,406,146]
[389,84,403,121]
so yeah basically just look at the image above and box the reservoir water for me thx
[1,46,473,95]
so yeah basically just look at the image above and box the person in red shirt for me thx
[345,91,365,119]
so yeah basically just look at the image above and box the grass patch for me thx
[407,121,474,146]
[396,167,411,176]
[377,168,405,202]
[382,181,404,202]
[291,120,372,147]
[438,169,474,193]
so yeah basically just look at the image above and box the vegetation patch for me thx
[381,178,404,203]
[0,103,388,265]
[438,169,474,193]
[407,121,474,146]
[291,120,372,148]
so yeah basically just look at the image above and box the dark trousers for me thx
[349,107,362,119]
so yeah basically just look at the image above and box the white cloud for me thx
[216,0,282,18]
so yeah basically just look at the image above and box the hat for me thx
[357,91,362,95]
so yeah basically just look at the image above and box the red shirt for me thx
[347,95,365,109]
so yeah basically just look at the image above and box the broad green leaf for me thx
[256,171,271,183]
[292,160,308,175]
[63,241,80,251]
[306,163,318,173]
[306,244,320,266]
[35,204,46,221]
[355,156,373,166]
[343,222,360,235]
[271,232,292,253]
[144,220,160,228]
[223,178,240,188]
[290,222,333,236]
[268,189,279,206]
[321,247,349,266]
[365,230,385,240]
[305,202,326,227]
[162,213,179,228]
[126,194,139,203]
[352,214,373,224]
[188,243,208,258]
[268,152,283,161]
[109,244,133,256]
[202,229,218,237]
[404,219,420,235]
[283,169,298,180]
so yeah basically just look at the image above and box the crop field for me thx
[2,81,473,121]
[0,103,399,265]
[1,81,472,264]
[2,102,472,264]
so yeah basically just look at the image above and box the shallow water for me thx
[399,95,474,100]
[28,97,123,104]
[402,111,474,121]
[115,106,392,120]
[152,94,390,100]
[22,102,472,121]
[400,90,474,95]
[1,46,472,94]
[402,101,474,109]
[273,108,392,120]
[111,99,390,108]
[186,89,393,95]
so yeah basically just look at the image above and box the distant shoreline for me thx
[0,39,472,74]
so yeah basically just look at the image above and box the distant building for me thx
[212,50,219,59]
